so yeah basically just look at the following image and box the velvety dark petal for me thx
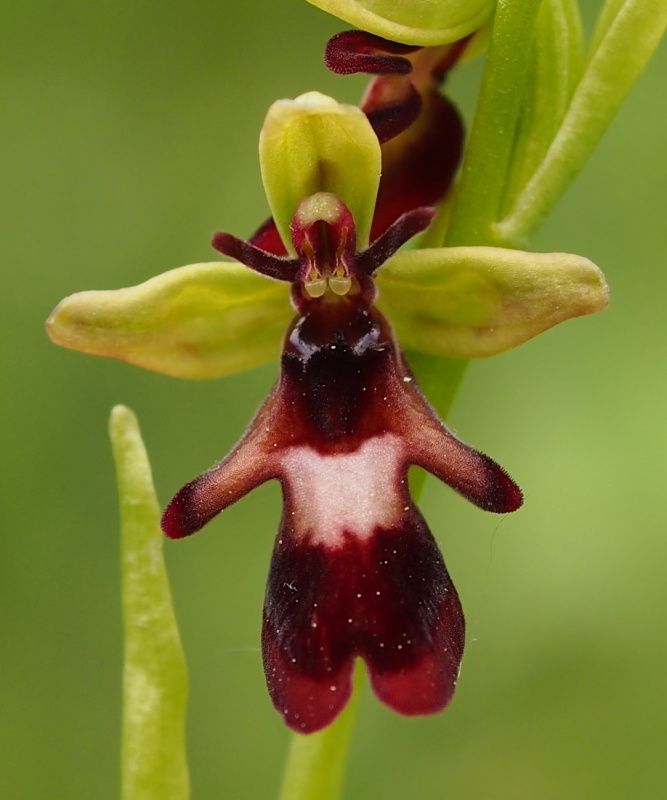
[325,30,419,76]
[262,505,464,733]
[411,436,524,513]
[357,206,436,276]
[365,83,422,145]
[163,279,522,732]
[370,89,463,240]
[212,231,298,282]
[249,216,289,257]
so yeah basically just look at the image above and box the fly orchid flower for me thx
[47,92,608,733]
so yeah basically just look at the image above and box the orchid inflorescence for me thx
[48,0,615,736]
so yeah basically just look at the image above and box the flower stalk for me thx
[278,663,364,800]
[496,0,667,241]
[433,0,544,248]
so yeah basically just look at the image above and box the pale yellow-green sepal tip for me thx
[378,247,609,358]
[47,262,292,380]
[260,92,381,253]
[304,0,495,46]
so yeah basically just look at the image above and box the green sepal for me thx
[377,246,609,358]
[259,92,381,253]
[110,405,190,800]
[303,0,495,46]
[46,262,292,379]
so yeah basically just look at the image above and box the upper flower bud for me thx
[304,0,496,46]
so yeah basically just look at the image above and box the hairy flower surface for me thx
[47,92,608,733]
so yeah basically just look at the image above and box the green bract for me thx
[303,0,496,45]
[110,405,190,800]
[47,92,609,380]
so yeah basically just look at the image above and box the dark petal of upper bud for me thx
[370,92,464,240]
[262,506,464,733]
[365,83,422,145]
[357,206,436,276]
[249,217,289,257]
[212,231,298,283]
[325,30,420,76]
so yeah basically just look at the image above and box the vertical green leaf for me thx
[109,405,190,800]
[498,0,667,240]
[501,0,585,217]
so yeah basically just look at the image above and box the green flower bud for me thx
[304,0,496,46]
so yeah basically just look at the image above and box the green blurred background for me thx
[2,1,666,797]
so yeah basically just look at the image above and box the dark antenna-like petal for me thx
[325,31,419,76]
[212,231,298,283]
[357,206,436,276]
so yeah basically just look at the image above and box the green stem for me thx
[110,405,190,800]
[278,662,364,800]
[445,0,544,247]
